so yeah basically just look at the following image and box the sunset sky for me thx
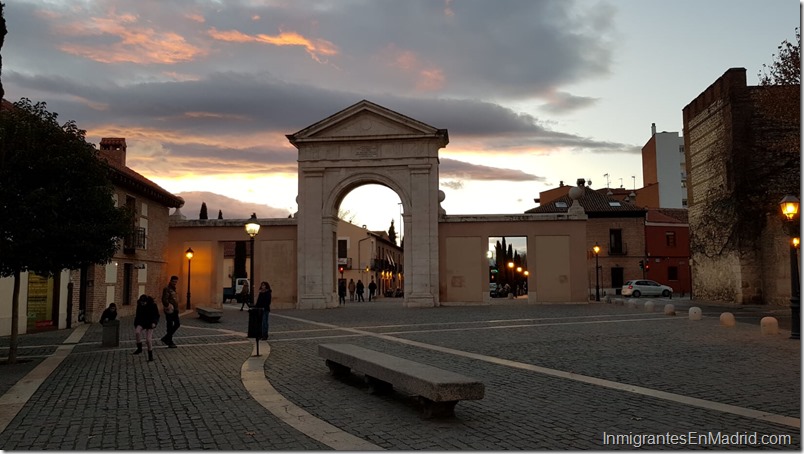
[2,0,797,233]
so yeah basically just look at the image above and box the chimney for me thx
[99,138,127,166]
[651,123,656,136]
[576,178,586,187]
[559,180,564,187]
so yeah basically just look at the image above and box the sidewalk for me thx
[0,299,800,450]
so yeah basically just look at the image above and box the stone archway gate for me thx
[287,100,448,309]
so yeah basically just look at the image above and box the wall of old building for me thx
[438,214,588,304]
[683,68,799,304]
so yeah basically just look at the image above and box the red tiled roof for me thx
[655,208,688,224]
[526,186,646,218]
[99,151,184,208]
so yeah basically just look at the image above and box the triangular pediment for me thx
[288,100,441,142]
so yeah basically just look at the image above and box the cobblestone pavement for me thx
[0,298,800,450]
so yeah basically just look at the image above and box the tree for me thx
[758,27,800,86]
[199,202,208,219]
[1,3,7,101]
[388,219,397,245]
[217,210,223,219]
[0,99,133,364]
[337,208,357,223]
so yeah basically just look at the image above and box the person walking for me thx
[133,295,160,362]
[255,281,272,340]
[238,280,251,311]
[160,275,180,348]
[348,278,356,302]
[338,280,347,306]
[368,277,377,302]
[356,279,365,302]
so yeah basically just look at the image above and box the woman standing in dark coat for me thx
[255,281,272,340]
[133,295,160,362]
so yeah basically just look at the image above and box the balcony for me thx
[608,243,627,256]
[337,257,353,269]
[123,227,146,254]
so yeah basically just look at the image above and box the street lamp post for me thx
[780,195,800,340]
[185,247,194,310]
[245,213,261,307]
[592,243,600,301]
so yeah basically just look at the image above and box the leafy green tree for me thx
[758,27,800,86]
[0,99,133,364]
[199,202,208,219]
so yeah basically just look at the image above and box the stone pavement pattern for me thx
[0,298,800,450]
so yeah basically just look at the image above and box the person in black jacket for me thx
[99,303,117,324]
[133,294,160,362]
[255,281,272,340]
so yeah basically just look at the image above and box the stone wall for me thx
[683,68,800,304]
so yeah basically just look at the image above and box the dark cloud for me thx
[539,92,600,115]
[3,0,634,184]
[440,158,546,182]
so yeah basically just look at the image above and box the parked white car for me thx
[621,280,673,298]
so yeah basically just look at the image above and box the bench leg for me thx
[364,375,393,395]
[419,398,458,419]
[325,360,351,378]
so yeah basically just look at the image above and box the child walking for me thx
[133,294,160,362]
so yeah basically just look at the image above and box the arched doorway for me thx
[287,100,448,309]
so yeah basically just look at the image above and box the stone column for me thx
[297,168,327,309]
[405,164,438,307]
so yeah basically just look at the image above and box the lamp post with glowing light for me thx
[780,195,800,339]
[507,261,514,295]
[185,247,194,310]
[245,214,261,307]
[592,243,601,301]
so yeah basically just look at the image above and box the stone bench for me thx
[196,307,223,322]
[318,343,485,418]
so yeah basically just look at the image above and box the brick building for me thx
[683,68,800,305]
[644,209,691,296]
[68,138,184,323]
[527,179,647,297]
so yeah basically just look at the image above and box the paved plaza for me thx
[0,298,800,450]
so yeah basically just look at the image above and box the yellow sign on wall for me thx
[27,273,54,330]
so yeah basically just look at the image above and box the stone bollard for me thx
[613,298,623,306]
[719,312,736,327]
[664,304,675,316]
[627,299,638,309]
[760,317,779,335]
[644,301,655,312]
[688,307,702,321]
[101,319,120,347]
[605,295,612,304]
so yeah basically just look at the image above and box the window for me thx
[555,201,568,208]
[609,229,625,255]
[668,266,678,281]
[337,239,348,259]
[608,201,621,207]
[666,231,676,247]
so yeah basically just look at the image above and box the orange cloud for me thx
[444,0,455,17]
[88,124,293,151]
[416,68,445,91]
[383,45,446,91]
[56,15,206,64]
[208,27,338,63]
[185,13,205,23]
